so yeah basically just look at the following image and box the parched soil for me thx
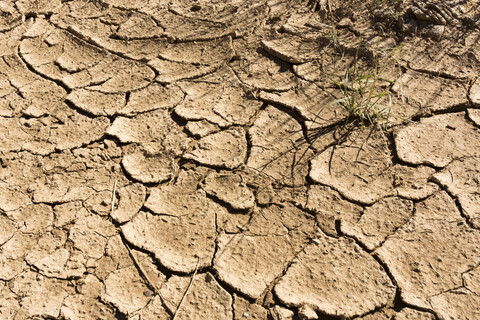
[1,0,480,319]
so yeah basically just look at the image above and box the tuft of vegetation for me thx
[327,46,401,130]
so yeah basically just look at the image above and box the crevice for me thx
[114,309,128,320]
[169,109,188,128]
[410,104,471,122]
[63,98,107,120]
[208,267,258,304]
[244,121,254,168]
[465,109,480,128]
[16,45,72,94]
[407,65,471,81]
[204,192,251,215]
[429,177,480,230]
[53,24,159,77]
[166,5,229,27]
[117,232,175,281]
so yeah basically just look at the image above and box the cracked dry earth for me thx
[1,0,480,319]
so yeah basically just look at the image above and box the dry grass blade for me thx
[172,257,200,320]
[110,180,163,300]
[110,180,117,214]
[325,47,398,130]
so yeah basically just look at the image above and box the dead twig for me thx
[110,180,162,298]
[110,180,117,214]
[172,257,200,320]
[122,238,162,295]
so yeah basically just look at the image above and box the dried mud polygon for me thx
[2,0,480,318]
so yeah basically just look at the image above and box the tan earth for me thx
[1,0,480,319]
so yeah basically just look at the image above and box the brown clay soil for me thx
[1,0,480,319]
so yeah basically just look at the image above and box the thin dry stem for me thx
[172,257,200,320]
[110,180,117,214]
[110,180,163,301]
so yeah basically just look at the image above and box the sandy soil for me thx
[1,0,480,319]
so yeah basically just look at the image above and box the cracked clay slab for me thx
[391,70,468,114]
[432,157,480,228]
[261,34,329,64]
[341,197,414,251]
[309,126,392,204]
[394,112,480,167]
[184,127,247,169]
[175,67,263,127]
[122,182,216,273]
[111,183,146,224]
[160,273,233,319]
[428,267,480,320]
[107,108,190,156]
[20,23,155,93]
[258,80,345,125]
[304,184,363,236]
[467,108,480,126]
[400,39,480,80]
[214,204,316,299]
[230,40,296,91]
[274,233,395,318]
[202,172,255,210]
[470,78,480,107]
[247,105,313,186]
[122,150,178,184]
[376,191,480,312]
[102,265,152,315]
[66,84,183,117]
[10,271,73,318]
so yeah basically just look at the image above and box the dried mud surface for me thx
[1,0,480,319]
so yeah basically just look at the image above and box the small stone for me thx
[470,78,480,107]
[467,109,480,126]
[337,17,353,28]
[298,305,317,319]
[425,25,444,40]
[270,306,294,320]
